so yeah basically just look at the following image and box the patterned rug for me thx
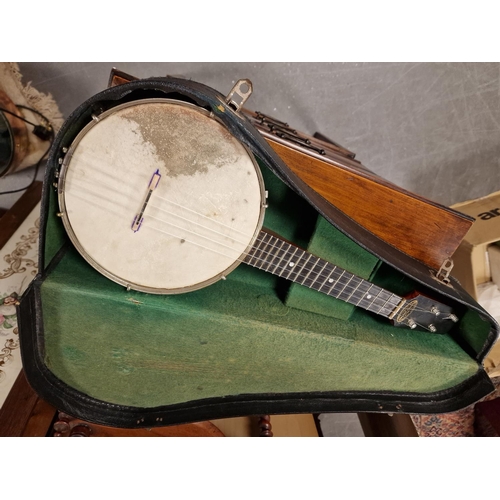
[411,376,500,437]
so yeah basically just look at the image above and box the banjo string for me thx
[66,184,254,254]
[139,223,426,313]
[145,213,248,253]
[67,153,147,187]
[64,187,410,308]
[61,144,442,317]
[65,185,322,280]
[67,176,256,244]
[66,172,143,205]
[67,184,284,273]
[151,195,253,238]
[147,202,250,246]
[65,186,438,314]
[66,154,255,238]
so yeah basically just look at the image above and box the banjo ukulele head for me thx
[58,98,266,294]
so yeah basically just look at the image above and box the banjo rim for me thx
[57,97,267,294]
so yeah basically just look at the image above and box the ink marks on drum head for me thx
[121,103,242,178]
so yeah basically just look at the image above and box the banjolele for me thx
[56,95,458,335]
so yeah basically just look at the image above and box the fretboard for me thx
[244,231,403,318]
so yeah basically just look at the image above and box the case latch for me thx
[225,79,253,113]
[434,258,454,285]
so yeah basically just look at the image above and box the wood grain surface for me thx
[52,412,225,437]
[269,140,473,270]
[0,370,52,437]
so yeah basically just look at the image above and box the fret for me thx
[272,242,293,268]
[295,254,315,284]
[337,275,360,302]
[309,260,328,288]
[355,283,378,309]
[373,289,394,313]
[351,280,371,306]
[365,290,396,318]
[287,251,312,282]
[278,246,299,277]
[378,294,401,317]
[389,294,403,307]
[243,235,259,262]
[374,291,394,311]
[376,294,394,315]
[265,238,287,274]
[267,236,292,274]
[365,288,385,313]
[344,276,364,303]
[311,264,334,293]
[316,264,338,293]
[326,269,346,298]
[323,267,348,296]
[284,248,308,280]
[259,234,280,272]
[336,274,355,301]
[252,235,267,269]
[245,233,268,267]
[255,232,274,270]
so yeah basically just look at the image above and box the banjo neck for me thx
[244,230,404,320]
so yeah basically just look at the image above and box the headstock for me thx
[391,292,459,333]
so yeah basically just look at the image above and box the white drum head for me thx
[58,99,265,293]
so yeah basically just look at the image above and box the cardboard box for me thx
[451,191,500,378]
[489,243,500,288]
[451,190,500,300]
[476,281,500,378]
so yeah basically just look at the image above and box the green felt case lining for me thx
[286,216,381,320]
[39,164,486,409]
[41,250,479,408]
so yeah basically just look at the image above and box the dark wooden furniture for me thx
[52,411,225,437]
[475,398,500,436]
[0,370,226,436]
[0,369,55,436]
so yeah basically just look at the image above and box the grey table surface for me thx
[1,62,499,210]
